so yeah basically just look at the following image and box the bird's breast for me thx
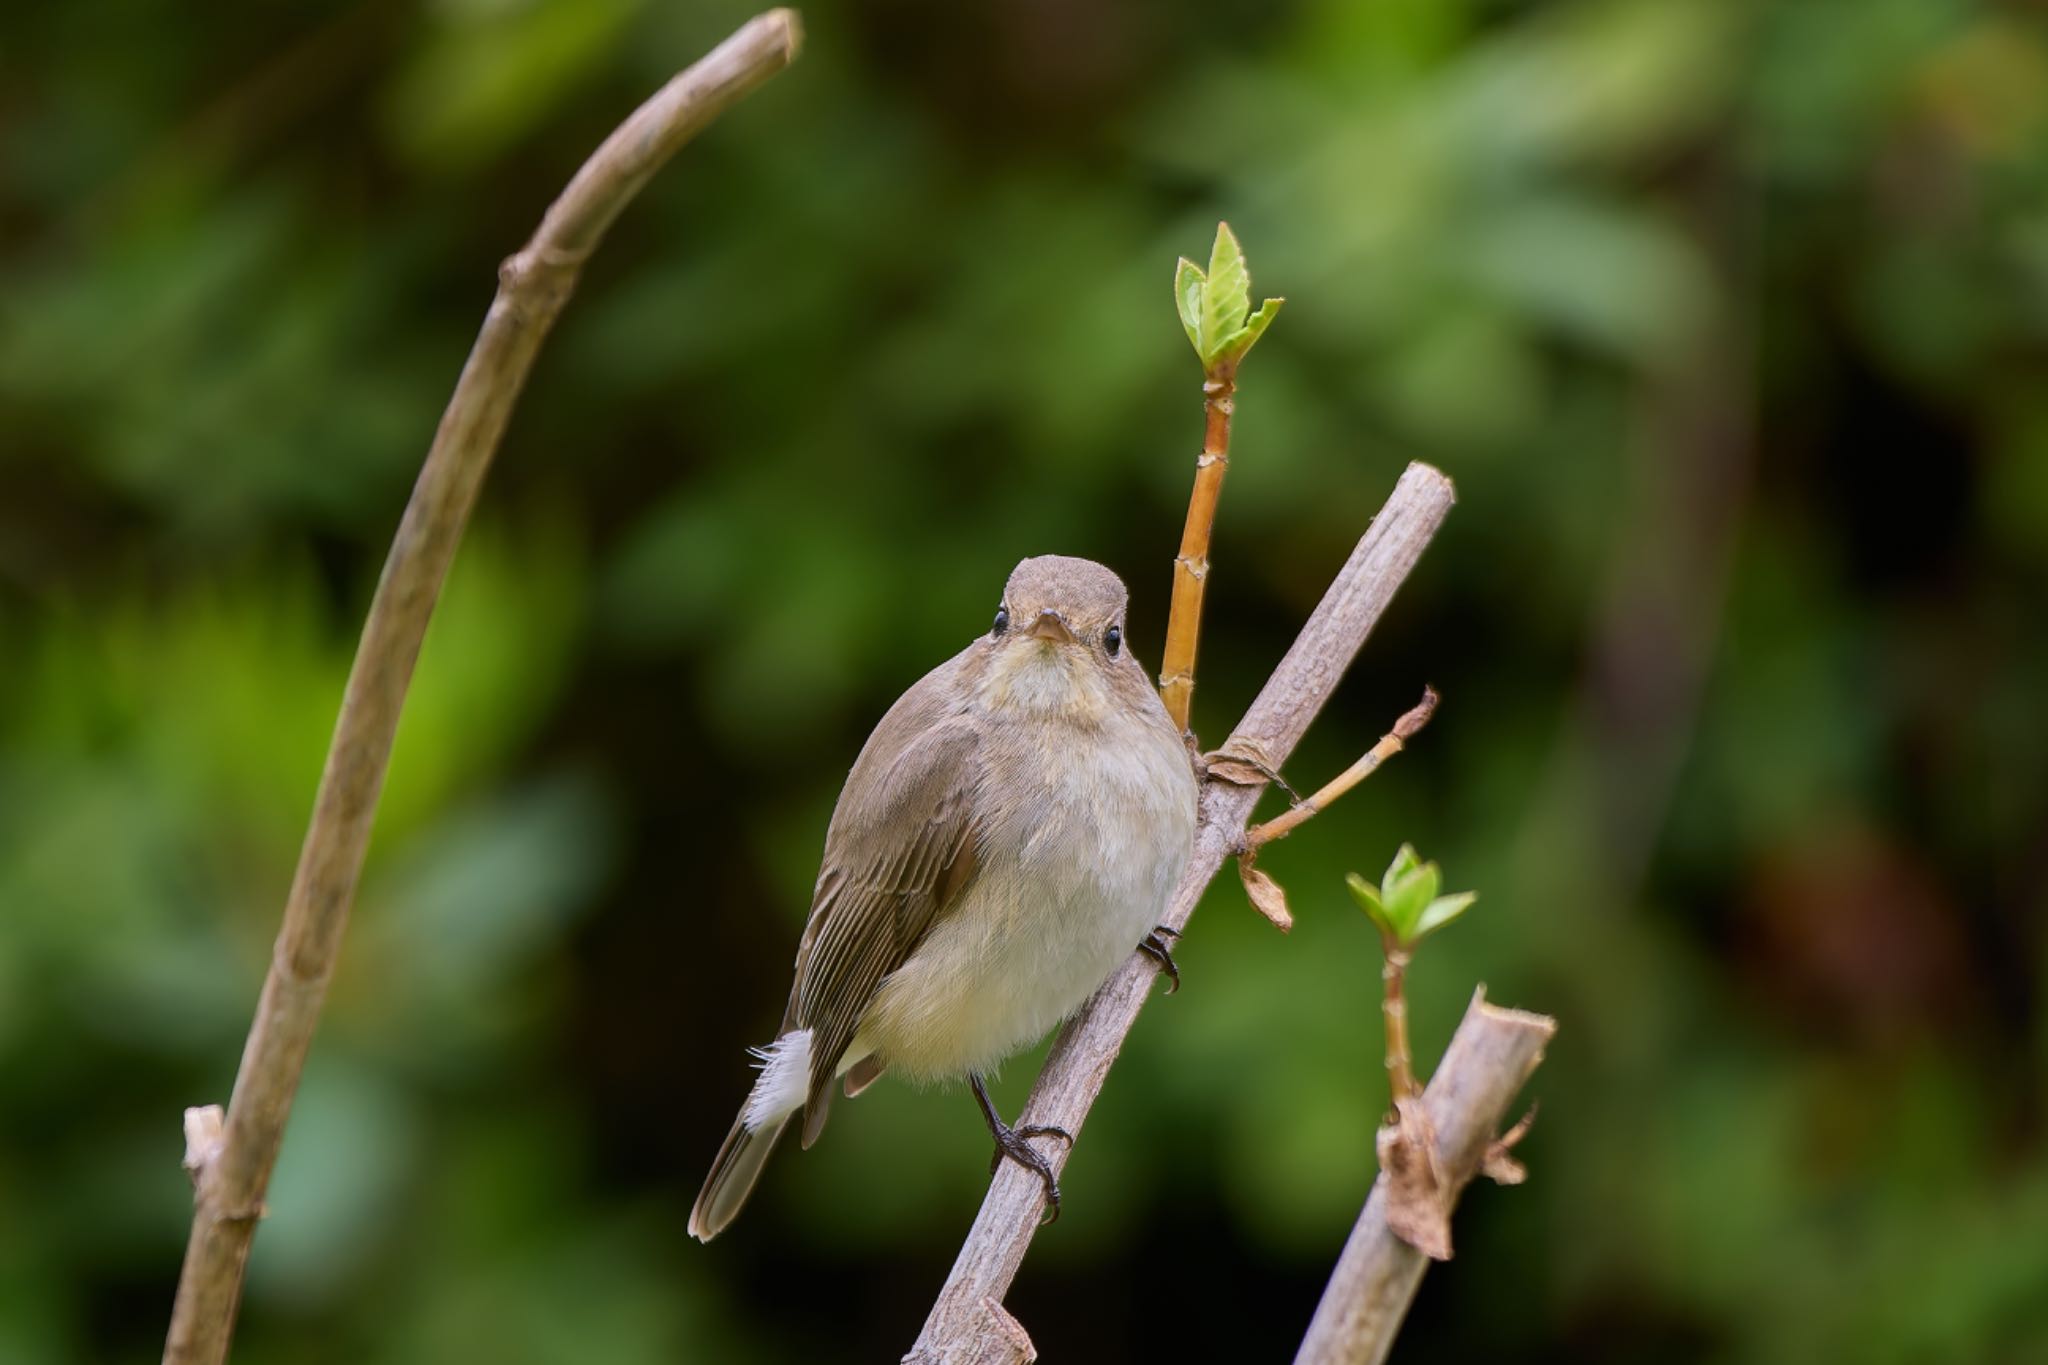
[983,712,1195,910]
[857,705,1197,1081]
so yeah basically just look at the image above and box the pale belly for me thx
[850,722,1195,1082]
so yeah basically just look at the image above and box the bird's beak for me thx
[1024,610,1074,644]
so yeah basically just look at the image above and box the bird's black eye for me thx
[992,606,1010,636]
[1105,624,1122,657]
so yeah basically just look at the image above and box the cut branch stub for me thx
[1292,988,1556,1365]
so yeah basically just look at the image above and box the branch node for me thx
[1376,1096,1451,1261]
[212,1202,269,1227]
[181,1106,225,1188]
[1204,735,1283,790]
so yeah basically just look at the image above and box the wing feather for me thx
[776,650,985,1145]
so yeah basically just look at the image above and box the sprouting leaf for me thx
[1174,222,1284,372]
[1381,843,1440,941]
[1174,256,1205,352]
[1414,891,1477,940]
[1346,870,1392,938]
[1352,847,1477,946]
[1382,843,1424,889]
[1226,296,1285,362]
[1202,222,1251,359]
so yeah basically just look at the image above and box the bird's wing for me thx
[781,650,984,1146]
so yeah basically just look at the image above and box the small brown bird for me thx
[689,555,1198,1241]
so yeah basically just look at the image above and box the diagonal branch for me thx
[161,14,802,1365]
[906,461,1457,1364]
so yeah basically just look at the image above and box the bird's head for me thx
[979,555,1143,720]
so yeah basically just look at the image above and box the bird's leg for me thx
[969,1073,1071,1223]
[1137,925,1182,993]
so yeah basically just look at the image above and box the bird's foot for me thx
[1138,925,1182,994]
[986,1120,1072,1223]
[970,1073,1073,1223]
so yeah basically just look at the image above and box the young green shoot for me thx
[1158,222,1284,735]
[1347,845,1477,1103]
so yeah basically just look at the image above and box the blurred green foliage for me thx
[4,0,2047,1361]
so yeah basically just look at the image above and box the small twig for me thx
[1244,687,1438,849]
[1158,365,1236,734]
[906,462,1456,1362]
[1293,989,1556,1365]
[1480,1104,1538,1186]
[161,15,801,1365]
[1220,688,1437,933]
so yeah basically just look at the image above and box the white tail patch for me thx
[742,1028,813,1131]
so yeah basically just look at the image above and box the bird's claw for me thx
[1138,925,1182,993]
[987,1121,1072,1223]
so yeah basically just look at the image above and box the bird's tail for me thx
[689,1028,813,1242]
[688,1110,791,1242]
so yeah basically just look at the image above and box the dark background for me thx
[4,0,2047,1360]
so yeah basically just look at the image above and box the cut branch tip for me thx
[1393,685,1439,741]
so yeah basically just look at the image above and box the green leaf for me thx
[1378,843,1442,942]
[1201,222,1251,364]
[1174,256,1205,353]
[1385,873,1437,940]
[1382,843,1424,889]
[1175,223,1282,372]
[1346,870,1392,938]
[1414,891,1477,940]
[1238,295,1284,354]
